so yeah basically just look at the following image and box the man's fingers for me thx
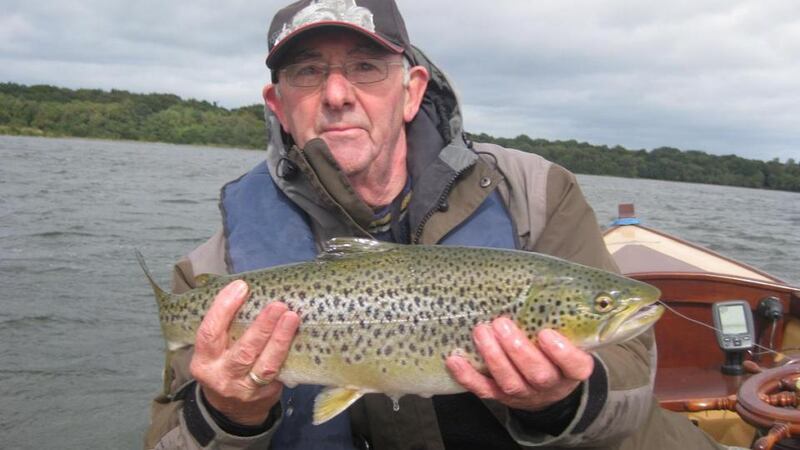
[473,324,532,398]
[537,329,594,381]
[445,355,506,400]
[194,280,250,360]
[492,317,561,389]
[226,302,289,373]
[250,311,300,384]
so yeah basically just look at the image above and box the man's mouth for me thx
[322,125,360,132]
[320,126,364,140]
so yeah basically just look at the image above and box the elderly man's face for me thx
[265,30,427,178]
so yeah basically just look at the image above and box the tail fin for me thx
[135,249,171,310]
[136,250,182,396]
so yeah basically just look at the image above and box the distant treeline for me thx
[0,82,266,149]
[467,133,800,192]
[2,82,798,192]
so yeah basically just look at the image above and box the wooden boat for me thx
[603,204,800,448]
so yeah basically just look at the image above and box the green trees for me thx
[467,133,800,193]
[0,83,267,149]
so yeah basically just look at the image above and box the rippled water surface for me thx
[1,135,797,448]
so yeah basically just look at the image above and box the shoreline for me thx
[0,131,266,153]
[3,133,797,195]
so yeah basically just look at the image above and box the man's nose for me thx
[321,68,355,109]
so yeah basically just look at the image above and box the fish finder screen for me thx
[719,305,748,334]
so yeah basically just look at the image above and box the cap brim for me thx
[266,21,404,69]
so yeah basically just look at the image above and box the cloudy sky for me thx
[2,0,799,161]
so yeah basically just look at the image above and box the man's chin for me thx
[326,146,372,176]
[320,135,369,155]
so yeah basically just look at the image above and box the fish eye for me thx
[594,294,614,313]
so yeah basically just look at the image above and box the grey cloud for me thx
[406,1,800,160]
[1,0,798,161]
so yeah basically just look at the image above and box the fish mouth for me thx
[599,301,665,344]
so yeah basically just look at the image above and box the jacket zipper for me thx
[411,165,470,244]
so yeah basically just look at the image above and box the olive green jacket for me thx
[145,46,731,450]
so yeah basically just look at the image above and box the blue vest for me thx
[220,161,516,449]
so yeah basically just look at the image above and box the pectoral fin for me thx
[313,387,364,425]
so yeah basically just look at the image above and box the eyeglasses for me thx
[280,58,405,88]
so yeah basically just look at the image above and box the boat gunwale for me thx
[604,223,792,287]
[623,271,800,295]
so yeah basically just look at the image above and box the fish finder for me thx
[712,300,755,375]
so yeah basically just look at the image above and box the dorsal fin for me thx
[319,238,400,260]
[193,273,221,287]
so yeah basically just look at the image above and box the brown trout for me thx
[139,238,662,424]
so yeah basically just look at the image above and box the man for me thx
[146,1,735,449]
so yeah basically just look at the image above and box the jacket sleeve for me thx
[499,160,657,447]
[144,231,284,450]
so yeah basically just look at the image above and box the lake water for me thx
[1,135,798,449]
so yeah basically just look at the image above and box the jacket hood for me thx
[261,45,479,242]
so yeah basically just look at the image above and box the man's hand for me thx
[189,280,300,426]
[446,317,593,412]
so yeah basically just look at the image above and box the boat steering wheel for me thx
[736,363,800,450]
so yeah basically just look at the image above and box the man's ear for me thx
[403,66,430,123]
[263,84,288,131]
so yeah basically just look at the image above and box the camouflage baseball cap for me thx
[266,0,412,69]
